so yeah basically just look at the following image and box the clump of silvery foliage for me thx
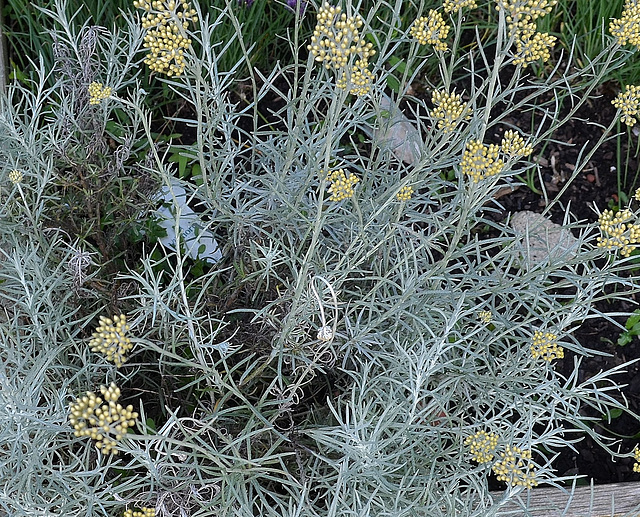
[1,1,639,516]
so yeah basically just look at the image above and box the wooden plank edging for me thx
[491,482,640,516]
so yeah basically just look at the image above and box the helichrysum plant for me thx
[496,0,558,67]
[501,129,533,158]
[325,168,359,201]
[465,430,499,463]
[68,383,139,455]
[4,0,640,515]
[460,139,504,182]
[395,185,414,201]
[431,90,469,133]
[443,0,477,13]
[8,168,23,184]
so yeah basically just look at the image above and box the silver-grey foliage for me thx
[1,0,639,516]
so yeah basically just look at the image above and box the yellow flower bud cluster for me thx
[530,330,564,362]
[69,383,138,455]
[492,445,539,488]
[134,0,197,30]
[88,82,112,105]
[610,0,640,48]
[477,310,492,323]
[396,185,414,201]
[612,85,640,127]
[635,187,640,202]
[495,0,556,30]
[460,140,504,183]
[464,430,499,463]
[409,10,450,52]
[8,169,23,184]
[512,25,556,67]
[495,0,557,67]
[89,314,133,368]
[465,432,539,488]
[443,0,477,13]
[431,90,469,133]
[133,0,198,76]
[124,508,155,517]
[324,168,359,201]
[634,447,640,473]
[307,3,376,96]
[597,208,640,257]
[336,58,375,96]
[308,3,374,70]
[500,129,533,158]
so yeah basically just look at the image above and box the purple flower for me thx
[286,0,307,16]
[238,0,254,7]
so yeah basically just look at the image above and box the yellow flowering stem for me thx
[124,508,155,517]
[530,330,563,362]
[69,383,139,455]
[443,0,477,13]
[396,185,414,201]
[612,85,640,127]
[89,314,133,367]
[610,0,640,48]
[492,445,538,489]
[465,430,499,463]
